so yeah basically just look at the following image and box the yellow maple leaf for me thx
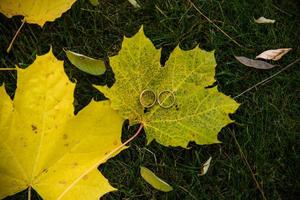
[0,0,76,26]
[96,27,240,148]
[0,49,124,199]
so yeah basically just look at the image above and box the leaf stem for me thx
[28,186,31,200]
[56,123,144,200]
[7,19,25,53]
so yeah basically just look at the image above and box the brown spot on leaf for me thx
[58,180,67,185]
[63,134,68,140]
[31,124,37,132]
[83,175,88,180]
[113,140,118,145]
[64,143,69,147]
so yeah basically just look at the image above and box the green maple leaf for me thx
[96,27,240,148]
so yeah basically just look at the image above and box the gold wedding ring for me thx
[139,89,156,108]
[157,90,175,109]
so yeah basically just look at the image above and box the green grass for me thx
[1,0,300,199]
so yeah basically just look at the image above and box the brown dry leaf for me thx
[254,16,275,24]
[234,56,276,69]
[256,48,292,61]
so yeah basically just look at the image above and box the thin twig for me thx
[7,19,26,53]
[188,0,245,48]
[178,185,198,200]
[272,5,293,17]
[57,124,144,200]
[230,130,267,200]
[0,68,17,71]
[234,58,300,99]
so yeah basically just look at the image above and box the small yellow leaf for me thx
[255,48,292,61]
[89,0,99,6]
[140,166,173,192]
[65,49,106,75]
[199,157,212,176]
[0,0,77,26]
[254,16,275,24]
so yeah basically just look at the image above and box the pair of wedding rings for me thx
[139,89,175,109]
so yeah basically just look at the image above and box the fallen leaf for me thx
[95,27,240,148]
[254,16,275,24]
[128,0,141,8]
[0,49,124,199]
[256,48,292,61]
[89,0,99,6]
[235,56,276,69]
[140,166,173,192]
[65,49,106,75]
[199,157,212,176]
[0,0,76,26]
